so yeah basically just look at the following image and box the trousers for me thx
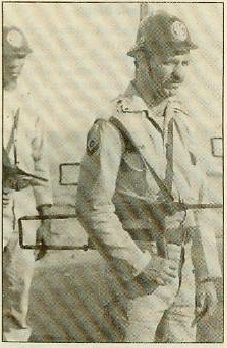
[3,186,38,342]
[124,241,196,342]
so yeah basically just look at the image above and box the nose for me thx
[10,58,21,67]
[171,64,184,82]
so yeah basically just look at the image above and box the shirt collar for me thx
[122,80,149,112]
[124,80,170,117]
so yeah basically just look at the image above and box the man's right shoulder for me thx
[86,117,124,156]
[85,91,143,155]
[91,117,119,132]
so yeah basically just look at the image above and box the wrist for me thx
[133,252,151,277]
[37,204,52,216]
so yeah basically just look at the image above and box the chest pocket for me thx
[119,151,147,195]
[123,152,145,172]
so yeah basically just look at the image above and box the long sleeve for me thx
[188,127,222,280]
[32,117,53,208]
[192,181,222,280]
[76,119,150,279]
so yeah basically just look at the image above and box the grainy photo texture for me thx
[2,1,223,344]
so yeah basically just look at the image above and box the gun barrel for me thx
[183,203,223,210]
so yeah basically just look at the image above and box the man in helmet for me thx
[76,11,221,342]
[3,26,53,341]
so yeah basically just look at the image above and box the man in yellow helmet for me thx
[76,11,222,342]
[3,26,53,341]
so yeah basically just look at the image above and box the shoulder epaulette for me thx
[112,95,147,115]
[171,98,190,117]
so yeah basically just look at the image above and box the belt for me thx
[127,227,196,246]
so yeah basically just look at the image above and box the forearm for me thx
[76,119,151,278]
[192,172,222,280]
[76,201,151,279]
[191,219,222,280]
[37,204,52,216]
[32,116,53,207]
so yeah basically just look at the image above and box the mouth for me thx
[7,70,20,78]
[166,82,182,90]
[162,82,182,97]
[11,69,19,75]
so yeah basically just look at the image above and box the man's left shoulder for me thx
[172,97,199,130]
[170,98,202,149]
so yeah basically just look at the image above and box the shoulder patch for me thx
[87,123,101,156]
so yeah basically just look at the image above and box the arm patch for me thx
[86,123,101,156]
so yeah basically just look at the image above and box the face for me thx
[3,52,26,85]
[149,52,191,98]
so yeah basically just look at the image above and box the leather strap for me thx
[164,117,174,194]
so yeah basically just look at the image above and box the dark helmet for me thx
[3,26,33,56]
[127,11,197,57]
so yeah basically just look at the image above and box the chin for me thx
[166,89,178,97]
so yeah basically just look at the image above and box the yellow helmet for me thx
[127,11,197,57]
[3,26,32,56]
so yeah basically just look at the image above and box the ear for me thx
[134,50,147,68]
[135,50,146,60]
[133,59,139,68]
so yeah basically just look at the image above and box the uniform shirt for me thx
[76,81,222,280]
[3,88,18,164]
[3,84,53,208]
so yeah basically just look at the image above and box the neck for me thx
[134,79,168,108]
[4,79,18,91]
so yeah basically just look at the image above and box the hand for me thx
[195,281,218,324]
[165,211,186,229]
[143,253,179,286]
[3,187,12,207]
[36,220,52,260]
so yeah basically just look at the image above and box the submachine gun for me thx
[3,150,88,254]
[17,199,222,255]
[2,153,88,253]
[3,147,48,190]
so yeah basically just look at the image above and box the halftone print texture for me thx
[3,2,223,343]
